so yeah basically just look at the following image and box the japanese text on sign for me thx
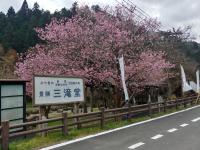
[34,76,84,105]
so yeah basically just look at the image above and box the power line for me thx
[115,0,162,28]
[126,0,165,29]
[115,0,146,23]
[121,0,150,20]
[125,0,151,18]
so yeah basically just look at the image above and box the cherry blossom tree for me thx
[126,51,175,93]
[15,6,175,106]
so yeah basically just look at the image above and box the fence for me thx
[0,95,198,150]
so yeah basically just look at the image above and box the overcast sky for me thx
[0,0,200,41]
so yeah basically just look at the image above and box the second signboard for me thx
[33,76,85,105]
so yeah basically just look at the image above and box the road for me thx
[41,105,200,150]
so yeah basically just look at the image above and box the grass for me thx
[6,104,195,150]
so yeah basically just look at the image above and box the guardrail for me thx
[0,95,198,150]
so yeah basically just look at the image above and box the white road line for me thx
[40,105,200,150]
[151,134,163,140]
[191,117,200,122]
[128,142,145,149]
[180,123,189,127]
[168,128,178,133]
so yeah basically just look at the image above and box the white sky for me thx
[0,0,200,41]
[0,0,117,13]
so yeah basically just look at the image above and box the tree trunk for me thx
[112,86,122,108]
[167,80,172,99]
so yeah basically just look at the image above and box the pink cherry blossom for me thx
[15,6,175,95]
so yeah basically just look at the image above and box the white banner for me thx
[190,81,197,93]
[180,65,192,92]
[196,70,199,93]
[119,55,129,101]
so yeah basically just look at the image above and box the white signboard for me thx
[34,76,85,105]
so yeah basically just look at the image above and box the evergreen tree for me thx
[0,12,6,29]
[19,0,29,15]
[91,5,101,12]
[33,2,39,11]
[7,7,15,18]
[17,0,31,21]
[1,22,15,50]
[0,12,6,46]
[32,2,41,17]
[53,10,61,19]
[71,2,78,16]
[60,8,72,18]
[39,10,51,26]
[31,2,42,26]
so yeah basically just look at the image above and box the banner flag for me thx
[196,70,199,93]
[119,55,129,101]
[190,81,197,93]
[180,65,192,92]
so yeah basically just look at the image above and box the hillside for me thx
[180,41,200,64]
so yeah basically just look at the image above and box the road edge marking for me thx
[40,105,200,150]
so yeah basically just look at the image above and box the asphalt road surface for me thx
[42,105,200,150]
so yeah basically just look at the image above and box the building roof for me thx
[0,79,29,83]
